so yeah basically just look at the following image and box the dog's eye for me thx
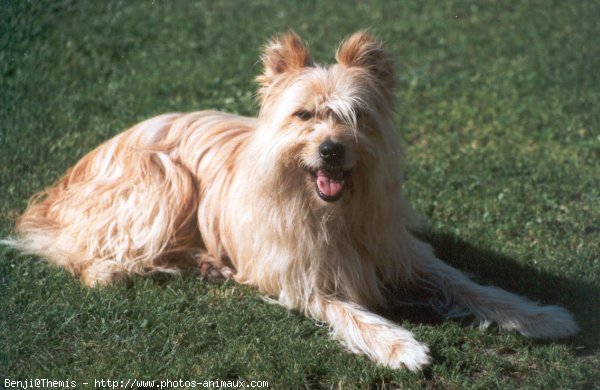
[294,110,313,121]
[355,109,366,121]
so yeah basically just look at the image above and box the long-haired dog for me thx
[8,32,578,370]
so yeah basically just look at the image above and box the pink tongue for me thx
[316,170,344,198]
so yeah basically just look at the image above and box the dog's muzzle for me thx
[319,139,345,166]
[310,140,351,202]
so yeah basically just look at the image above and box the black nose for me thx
[319,140,345,165]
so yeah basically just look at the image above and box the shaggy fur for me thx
[7,32,579,370]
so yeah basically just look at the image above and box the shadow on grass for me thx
[384,231,599,355]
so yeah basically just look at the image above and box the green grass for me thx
[1,0,598,388]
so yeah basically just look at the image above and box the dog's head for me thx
[254,31,400,206]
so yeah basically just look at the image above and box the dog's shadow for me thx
[382,231,599,354]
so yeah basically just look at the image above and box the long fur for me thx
[6,31,579,370]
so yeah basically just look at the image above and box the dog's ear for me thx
[336,31,395,92]
[257,32,313,86]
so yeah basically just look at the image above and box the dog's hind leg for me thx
[194,251,234,282]
[79,259,127,287]
[406,236,579,339]
[307,297,431,371]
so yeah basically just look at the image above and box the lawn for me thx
[1,0,598,388]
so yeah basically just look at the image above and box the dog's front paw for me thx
[385,337,432,371]
[368,328,431,371]
[512,304,580,339]
[318,299,432,371]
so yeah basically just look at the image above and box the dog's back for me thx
[12,111,255,286]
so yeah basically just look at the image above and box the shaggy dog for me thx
[8,31,578,370]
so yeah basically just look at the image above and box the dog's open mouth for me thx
[309,168,351,202]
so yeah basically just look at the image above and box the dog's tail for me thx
[1,185,78,269]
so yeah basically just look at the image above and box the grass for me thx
[1,0,598,388]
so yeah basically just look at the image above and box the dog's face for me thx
[255,32,397,206]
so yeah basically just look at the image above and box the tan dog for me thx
[9,32,578,370]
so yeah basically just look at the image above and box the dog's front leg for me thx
[407,237,579,339]
[307,297,431,371]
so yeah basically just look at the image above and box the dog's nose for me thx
[319,140,345,165]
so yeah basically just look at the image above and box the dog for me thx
[8,31,579,370]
